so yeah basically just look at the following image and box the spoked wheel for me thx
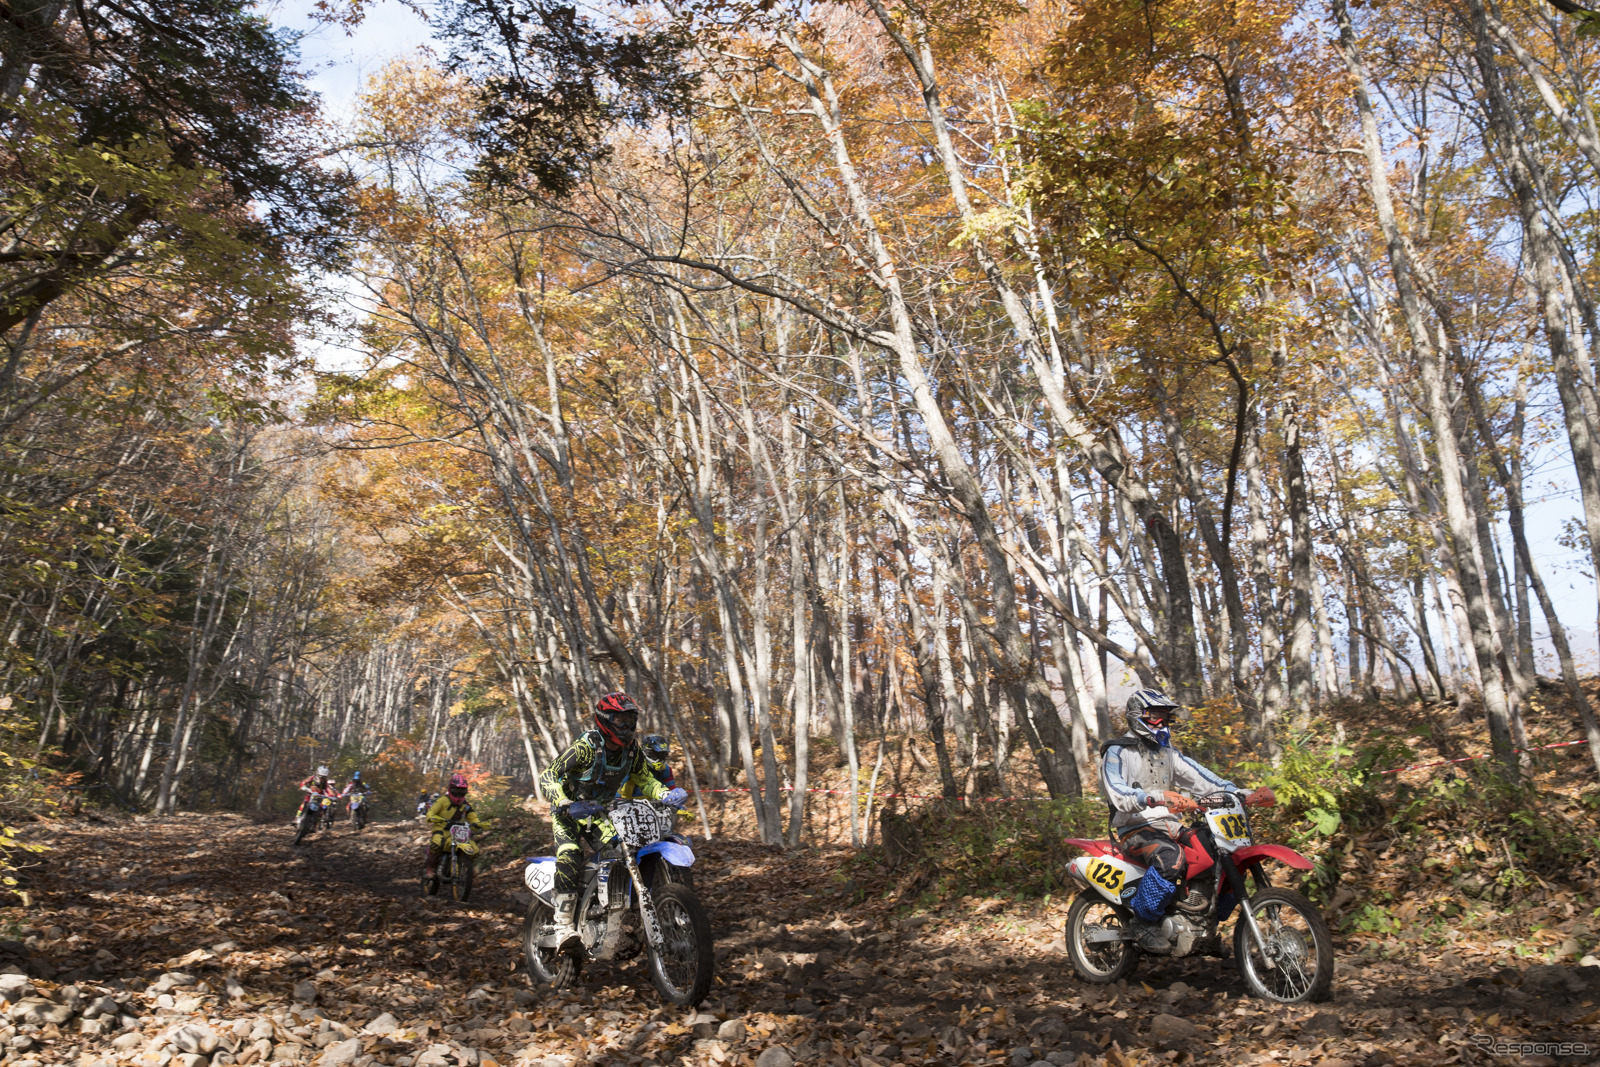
[522,900,577,989]
[646,883,713,1006]
[292,814,312,847]
[423,856,444,897]
[451,856,474,902]
[1065,890,1140,984]
[1233,888,1334,1003]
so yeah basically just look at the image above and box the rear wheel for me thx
[646,883,713,1006]
[1233,888,1334,1003]
[522,900,577,989]
[1065,890,1139,984]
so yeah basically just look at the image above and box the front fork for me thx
[625,850,666,951]
[1220,854,1276,970]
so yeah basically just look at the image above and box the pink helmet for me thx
[447,773,468,800]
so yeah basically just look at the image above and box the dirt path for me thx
[2,813,1596,1067]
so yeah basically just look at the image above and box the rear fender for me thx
[1067,854,1144,904]
[1064,837,1118,857]
[1231,843,1314,871]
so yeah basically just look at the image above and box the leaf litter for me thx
[0,811,1596,1067]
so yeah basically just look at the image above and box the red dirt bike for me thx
[1063,790,1333,1003]
[292,789,338,845]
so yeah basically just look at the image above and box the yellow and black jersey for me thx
[541,729,667,807]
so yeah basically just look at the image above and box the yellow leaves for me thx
[950,205,1024,248]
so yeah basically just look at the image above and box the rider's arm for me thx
[425,795,453,829]
[1171,751,1237,797]
[1099,745,1152,812]
[626,750,670,803]
[540,735,596,808]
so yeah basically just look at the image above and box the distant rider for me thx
[1099,689,1274,950]
[424,774,490,880]
[341,769,372,801]
[297,765,337,822]
[342,770,372,819]
[618,733,676,799]
[540,693,687,948]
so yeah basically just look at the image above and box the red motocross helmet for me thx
[446,772,468,800]
[594,692,640,749]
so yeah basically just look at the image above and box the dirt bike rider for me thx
[1099,689,1274,951]
[618,733,675,799]
[424,773,490,880]
[341,770,371,801]
[540,693,688,949]
[296,765,337,820]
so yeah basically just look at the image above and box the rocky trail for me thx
[1,812,1596,1067]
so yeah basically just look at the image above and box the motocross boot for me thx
[550,893,581,951]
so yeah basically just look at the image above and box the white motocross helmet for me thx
[1125,688,1182,745]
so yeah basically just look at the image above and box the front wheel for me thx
[522,900,577,989]
[1065,890,1140,984]
[451,855,474,902]
[423,854,444,897]
[1233,887,1334,1003]
[645,883,713,1007]
[293,813,312,847]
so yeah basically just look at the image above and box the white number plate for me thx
[450,824,471,843]
[1207,810,1250,851]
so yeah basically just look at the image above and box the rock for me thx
[114,1031,146,1050]
[224,977,247,1001]
[81,1016,107,1036]
[251,1019,275,1042]
[173,1024,220,1054]
[755,1049,794,1067]
[1148,1014,1200,1042]
[8,996,75,1025]
[717,1019,747,1043]
[0,975,31,1002]
[1522,964,1582,995]
[1045,1054,1076,1067]
[1010,1047,1036,1067]
[319,1038,362,1066]
[162,972,197,989]
[82,995,120,1019]
[292,981,318,1004]
[363,1014,400,1036]
[415,1044,453,1067]
[175,1055,209,1067]
[1580,955,1600,968]
[212,942,239,954]
[1301,1013,1344,1038]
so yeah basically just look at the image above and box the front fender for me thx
[1231,843,1313,871]
[638,840,695,867]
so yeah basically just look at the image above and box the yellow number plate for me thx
[1209,812,1249,842]
[1085,858,1125,894]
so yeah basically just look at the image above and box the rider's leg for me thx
[550,809,584,947]
[1120,828,1188,948]
[425,833,443,877]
